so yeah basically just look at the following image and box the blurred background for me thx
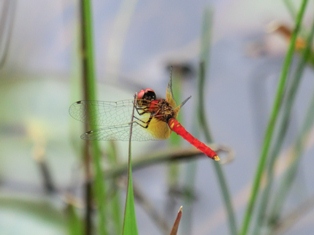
[0,0,313,234]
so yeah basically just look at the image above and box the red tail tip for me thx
[213,155,220,161]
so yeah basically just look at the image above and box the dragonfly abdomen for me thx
[168,118,219,161]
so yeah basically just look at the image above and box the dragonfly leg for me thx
[134,105,150,115]
[132,113,154,129]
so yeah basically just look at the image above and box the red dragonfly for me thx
[69,78,219,161]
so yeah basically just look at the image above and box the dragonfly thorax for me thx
[150,99,175,123]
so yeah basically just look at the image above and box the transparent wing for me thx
[69,100,157,141]
[81,122,157,141]
[69,100,135,126]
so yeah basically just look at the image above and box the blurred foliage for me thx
[0,0,314,235]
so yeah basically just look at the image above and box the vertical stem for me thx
[266,18,314,232]
[80,0,93,233]
[198,63,237,235]
[0,0,16,68]
[122,94,139,234]
[252,14,314,234]
[199,8,237,235]
[83,144,92,235]
[239,1,308,234]
[79,0,107,234]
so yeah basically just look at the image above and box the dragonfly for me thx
[69,77,219,161]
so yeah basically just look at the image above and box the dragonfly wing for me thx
[165,74,177,109]
[69,100,134,126]
[70,100,169,141]
[81,122,156,141]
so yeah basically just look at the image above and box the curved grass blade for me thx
[0,0,16,68]
[79,0,107,234]
[107,141,122,235]
[239,1,309,234]
[122,94,139,235]
[170,206,183,235]
[268,67,314,232]
[66,204,83,235]
[198,7,237,235]
[252,13,314,234]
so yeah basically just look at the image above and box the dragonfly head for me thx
[137,88,156,101]
[136,88,157,107]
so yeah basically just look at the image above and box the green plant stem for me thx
[271,195,314,235]
[80,1,107,234]
[107,141,122,235]
[268,89,314,235]
[239,1,308,234]
[267,19,314,227]
[198,62,237,235]
[122,94,139,235]
[284,0,297,19]
[198,8,237,235]
[66,204,83,235]
[252,14,314,234]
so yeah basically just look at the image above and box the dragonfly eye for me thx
[137,88,156,101]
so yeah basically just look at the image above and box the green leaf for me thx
[122,96,138,235]
[198,8,237,235]
[122,170,138,235]
[239,0,309,234]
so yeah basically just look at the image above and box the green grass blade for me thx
[266,17,314,229]
[252,13,314,234]
[107,142,122,235]
[122,94,139,235]
[80,0,108,234]
[66,204,83,235]
[122,172,138,235]
[198,8,237,235]
[267,88,314,234]
[239,1,309,234]
[283,0,297,19]
[199,62,237,235]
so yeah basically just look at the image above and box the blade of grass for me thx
[168,66,197,234]
[283,0,297,19]
[106,0,138,76]
[270,195,314,235]
[66,204,83,235]
[268,71,314,232]
[122,94,139,235]
[198,8,238,235]
[267,96,314,234]
[199,62,237,235]
[181,159,197,234]
[79,1,107,234]
[107,141,122,235]
[0,0,16,68]
[252,14,314,234]
[239,1,309,234]
[170,206,183,235]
